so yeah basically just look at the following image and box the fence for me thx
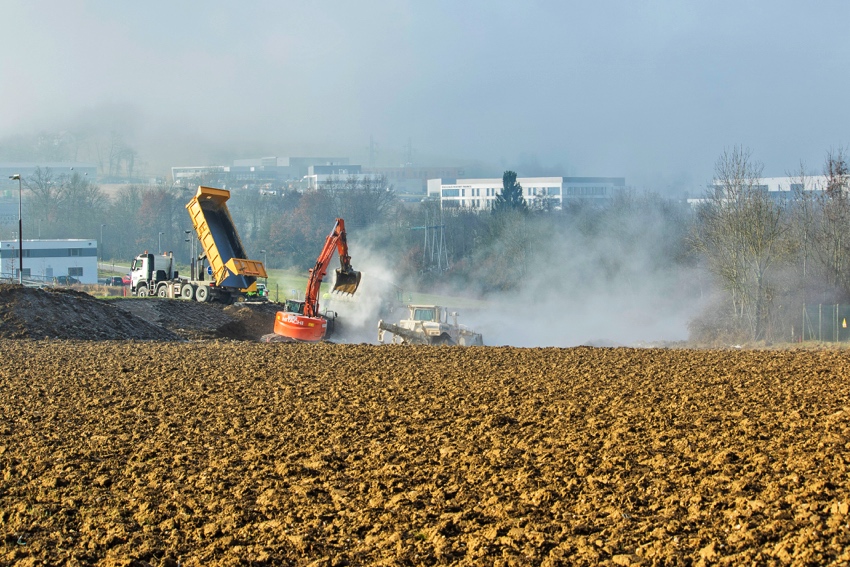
[802,304,850,342]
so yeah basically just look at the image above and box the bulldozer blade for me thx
[333,269,362,295]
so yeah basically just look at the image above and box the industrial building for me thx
[427,176,627,210]
[687,175,832,207]
[0,239,98,284]
[0,163,98,183]
[363,166,466,199]
[171,158,465,200]
[171,157,351,187]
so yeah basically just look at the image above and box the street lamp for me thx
[260,249,267,281]
[158,232,164,254]
[9,174,22,284]
[184,229,193,278]
[100,224,106,263]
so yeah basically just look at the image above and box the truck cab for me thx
[130,252,176,297]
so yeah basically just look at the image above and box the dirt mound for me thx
[0,285,284,342]
[0,285,181,341]
[1,342,849,565]
[113,298,280,341]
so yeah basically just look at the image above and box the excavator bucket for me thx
[333,268,362,295]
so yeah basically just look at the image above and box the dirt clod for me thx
[2,341,850,565]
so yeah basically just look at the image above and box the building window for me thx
[68,248,82,256]
[790,183,803,191]
[69,267,83,277]
[442,189,460,197]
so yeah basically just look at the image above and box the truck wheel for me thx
[180,284,195,300]
[136,287,148,297]
[158,287,168,298]
[196,286,209,302]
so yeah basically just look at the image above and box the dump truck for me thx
[378,304,483,346]
[129,185,267,303]
[266,218,361,342]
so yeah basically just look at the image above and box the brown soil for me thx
[112,298,281,341]
[1,341,849,566]
[0,286,280,342]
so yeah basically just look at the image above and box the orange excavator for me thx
[271,218,361,342]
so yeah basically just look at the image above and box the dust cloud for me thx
[328,204,704,348]
[321,242,401,344]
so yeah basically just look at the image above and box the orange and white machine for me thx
[272,218,361,342]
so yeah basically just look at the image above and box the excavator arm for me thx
[303,218,362,317]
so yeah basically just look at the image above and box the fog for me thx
[471,249,702,348]
[2,1,849,190]
[319,198,703,347]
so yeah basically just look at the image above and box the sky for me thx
[2,0,849,193]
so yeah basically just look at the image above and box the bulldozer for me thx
[378,304,483,346]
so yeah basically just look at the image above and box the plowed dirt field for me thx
[2,341,849,566]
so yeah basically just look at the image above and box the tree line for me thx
[690,146,850,343]
[6,152,850,344]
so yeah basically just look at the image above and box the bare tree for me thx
[808,147,850,301]
[691,146,788,341]
[59,172,108,239]
[23,167,64,238]
[327,175,397,229]
[787,161,816,283]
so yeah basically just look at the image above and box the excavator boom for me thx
[303,218,361,317]
[270,218,361,342]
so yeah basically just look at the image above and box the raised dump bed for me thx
[186,186,266,290]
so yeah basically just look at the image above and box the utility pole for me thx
[9,174,22,284]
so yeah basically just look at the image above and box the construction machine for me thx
[270,218,361,342]
[130,186,267,303]
[378,304,483,346]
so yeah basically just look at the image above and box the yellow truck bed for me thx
[186,186,267,290]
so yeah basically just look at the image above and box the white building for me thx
[688,175,830,207]
[427,176,627,210]
[0,239,98,283]
[303,164,381,190]
[171,165,230,184]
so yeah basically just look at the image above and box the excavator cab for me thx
[333,268,361,295]
[285,299,305,314]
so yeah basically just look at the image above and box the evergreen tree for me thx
[493,170,527,213]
